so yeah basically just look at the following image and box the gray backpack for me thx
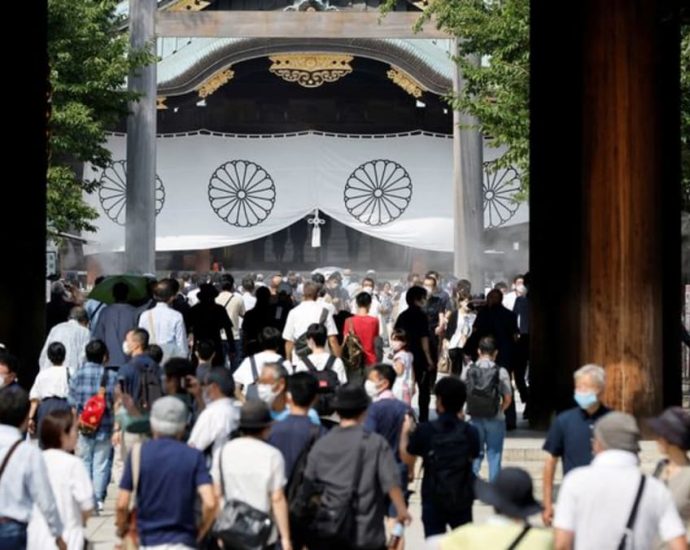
[466,362,501,418]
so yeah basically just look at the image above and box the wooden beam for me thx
[155,11,449,39]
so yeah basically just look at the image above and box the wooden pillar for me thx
[452,42,484,287]
[126,0,157,275]
[0,0,47,387]
[530,0,681,425]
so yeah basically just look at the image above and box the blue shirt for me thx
[542,405,610,474]
[364,395,412,463]
[120,438,212,547]
[268,415,323,478]
[272,407,321,426]
[68,362,118,438]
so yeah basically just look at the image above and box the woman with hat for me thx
[648,407,690,527]
[430,467,554,549]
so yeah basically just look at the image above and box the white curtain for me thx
[83,131,526,254]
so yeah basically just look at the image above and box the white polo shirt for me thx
[233,351,289,393]
[554,450,686,550]
[188,397,240,473]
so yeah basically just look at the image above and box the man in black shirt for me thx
[395,286,435,422]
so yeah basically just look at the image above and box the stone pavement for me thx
[85,429,664,549]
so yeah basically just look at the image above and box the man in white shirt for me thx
[282,282,340,363]
[502,275,525,312]
[351,277,381,318]
[138,279,188,363]
[234,327,289,395]
[293,323,347,385]
[241,276,257,313]
[554,412,687,550]
[39,306,90,376]
[188,368,240,474]
[216,274,246,371]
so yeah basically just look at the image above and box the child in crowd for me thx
[390,329,414,405]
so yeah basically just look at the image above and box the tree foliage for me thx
[408,0,530,190]
[47,0,152,235]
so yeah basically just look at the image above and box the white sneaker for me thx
[97,501,105,513]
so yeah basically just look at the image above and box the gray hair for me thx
[574,364,606,389]
[69,306,88,324]
[261,362,288,383]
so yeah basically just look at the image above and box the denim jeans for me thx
[0,520,27,550]
[77,433,113,503]
[470,417,506,482]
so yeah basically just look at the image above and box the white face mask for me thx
[362,286,373,294]
[391,341,404,351]
[423,285,434,296]
[364,380,380,398]
[0,375,6,389]
[122,341,132,356]
[258,384,278,405]
[516,284,527,294]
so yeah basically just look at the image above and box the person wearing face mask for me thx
[389,329,415,405]
[541,364,610,527]
[363,365,416,548]
[258,363,321,426]
[0,351,20,391]
[188,368,240,474]
[352,277,381,318]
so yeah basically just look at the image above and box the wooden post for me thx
[126,0,157,275]
[529,0,681,425]
[452,42,483,287]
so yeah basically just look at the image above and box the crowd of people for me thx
[0,268,687,550]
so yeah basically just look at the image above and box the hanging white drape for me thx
[83,131,527,254]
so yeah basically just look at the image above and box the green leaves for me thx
[47,0,153,235]
[412,0,530,193]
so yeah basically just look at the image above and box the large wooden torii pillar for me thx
[529,0,682,422]
[126,6,483,286]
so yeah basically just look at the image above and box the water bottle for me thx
[387,522,404,549]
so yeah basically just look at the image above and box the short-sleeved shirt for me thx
[461,359,512,421]
[233,351,289,393]
[282,301,338,363]
[364,395,412,463]
[293,352,348,384]
[344,316,380,366]
[305,425,401,549]
[29,367,70,401]
[542,405,610,474]
[118,354,162,403]
[214,437,286,543]
[438,519,554,550]
[407,414,480,501]
[394,306,430,371]
[69,362,118,438]
[553,450,686,549]
[120,438,212,548]
[268,415,323,478]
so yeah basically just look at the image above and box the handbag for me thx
[212,444,273,550]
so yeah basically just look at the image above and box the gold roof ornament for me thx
[196,68,235,98]
[167,0,211,11]
[156,96,168,110]
[387,67,424,98]
[269,54,353,88]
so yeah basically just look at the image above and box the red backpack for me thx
[79,369,110,435]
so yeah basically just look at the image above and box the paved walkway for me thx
[85,430,663,549]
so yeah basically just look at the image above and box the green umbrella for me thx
[88,274,150,305]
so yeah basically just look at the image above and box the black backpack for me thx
[138,366,164,412]
[427,422,475,515]
[286,424,321,507]
[465,362,501,418]
[302,355,340,416]
[294,308,329,360]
